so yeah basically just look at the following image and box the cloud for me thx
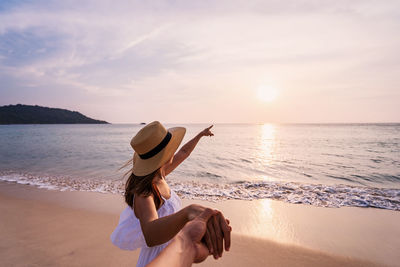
[0,0,399,122]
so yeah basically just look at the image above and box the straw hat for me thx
[130,121,186,176]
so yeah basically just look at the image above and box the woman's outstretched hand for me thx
[199,125,214,137]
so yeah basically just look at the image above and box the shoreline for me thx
[1,171,399,211]
[1,181,399,266]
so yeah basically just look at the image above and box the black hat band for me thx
[138,132,172,160]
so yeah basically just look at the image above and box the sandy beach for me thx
[1,181,399,267]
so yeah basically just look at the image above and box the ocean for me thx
[0,123,399,210]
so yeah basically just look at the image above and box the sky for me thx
[0,0,399,123]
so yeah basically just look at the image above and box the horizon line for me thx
[110,122,400,125]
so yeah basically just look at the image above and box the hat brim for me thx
[132,127,186,176]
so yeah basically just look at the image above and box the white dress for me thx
[110,190,182,267]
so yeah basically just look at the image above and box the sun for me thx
[257,86,278,102]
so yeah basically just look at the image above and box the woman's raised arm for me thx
[164,125,214,176]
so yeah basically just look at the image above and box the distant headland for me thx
[0,104,109,124]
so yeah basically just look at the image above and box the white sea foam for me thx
[1,171,399,211]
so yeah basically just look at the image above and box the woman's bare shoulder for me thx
[133,193,158,220]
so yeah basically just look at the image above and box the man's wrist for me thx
[174,232,196,264]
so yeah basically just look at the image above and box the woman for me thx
[111,121,231,267]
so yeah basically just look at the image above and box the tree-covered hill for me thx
[0,104,109,124]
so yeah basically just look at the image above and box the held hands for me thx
[147,209,227,267]
[203,210,231,259]
[186,204,232,261]
[179,208,215,263]
[180,208,232,263]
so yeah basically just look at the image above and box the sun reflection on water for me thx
[260,124,276,162]
[256,124,277,180]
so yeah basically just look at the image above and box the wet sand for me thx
[1,181,398,267]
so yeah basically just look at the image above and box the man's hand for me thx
[180,208,216,263]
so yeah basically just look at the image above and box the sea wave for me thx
[1,171,399,211]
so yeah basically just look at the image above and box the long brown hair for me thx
[124,169,163,210]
